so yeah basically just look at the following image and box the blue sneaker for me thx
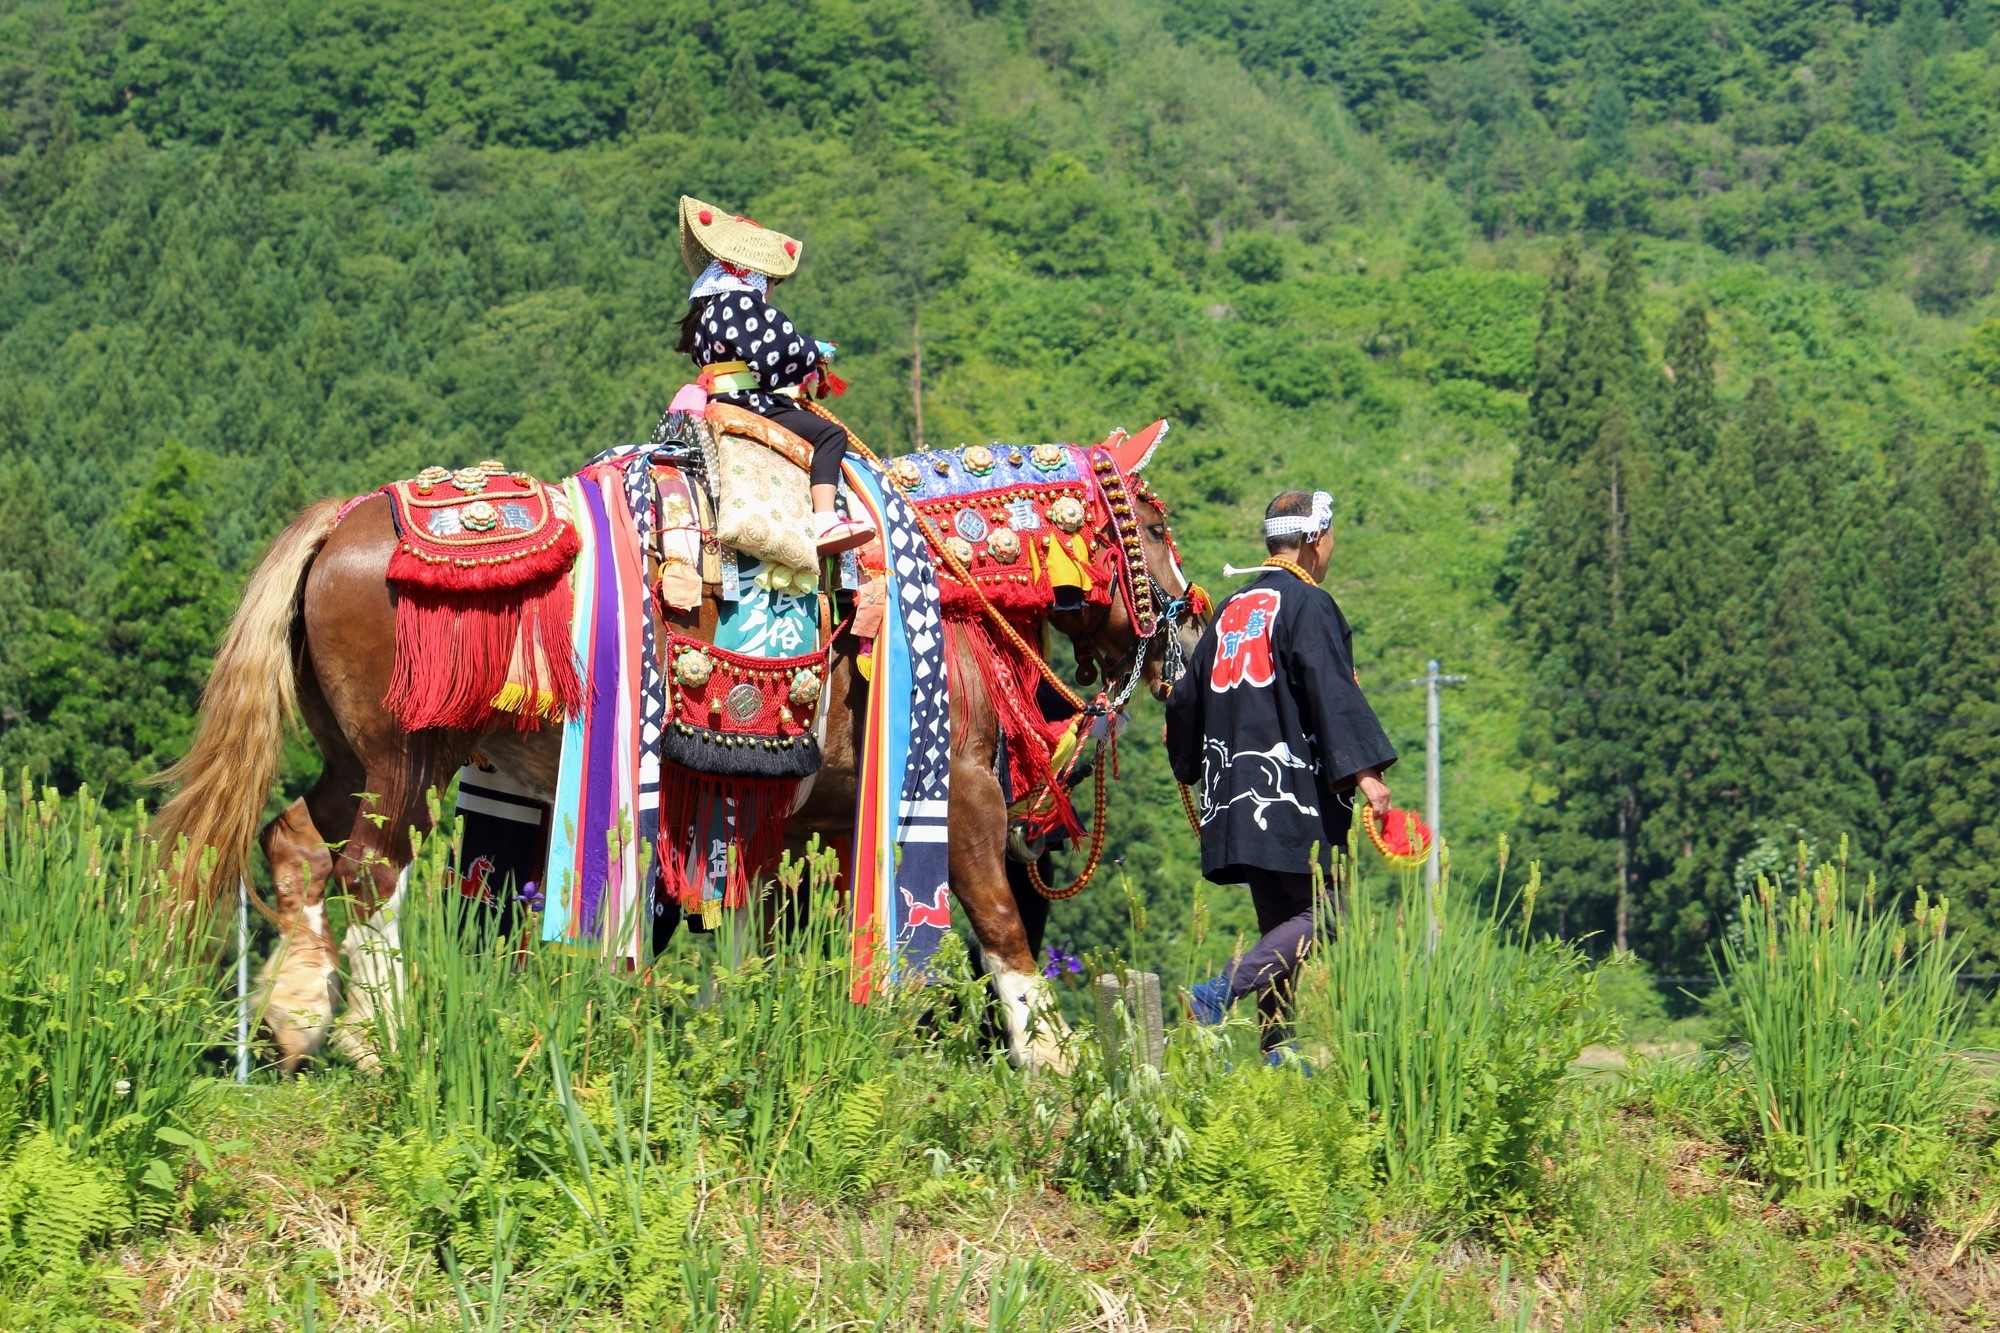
[1185,974,1232,1026]
[1265,1046,1316,1076]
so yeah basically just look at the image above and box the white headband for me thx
[1263,491,1333,539]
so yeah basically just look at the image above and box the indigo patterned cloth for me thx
[841,457,952,992]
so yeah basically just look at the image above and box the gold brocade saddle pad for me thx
[702,405,816,575]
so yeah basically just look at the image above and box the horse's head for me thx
[1048,424,1211,706]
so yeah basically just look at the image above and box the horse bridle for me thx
[1065,529,1199,717]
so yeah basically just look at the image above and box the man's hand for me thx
[1357,770,1392,820]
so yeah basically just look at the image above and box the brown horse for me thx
[157,456,1201,1072]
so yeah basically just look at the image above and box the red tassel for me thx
[947,621,1082,840]
[384,573,581,732]
[656,766,800,913]
[819,369,848,399]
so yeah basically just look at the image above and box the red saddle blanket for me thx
[379,462,583,732]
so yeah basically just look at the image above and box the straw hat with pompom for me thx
[678,195,802,281]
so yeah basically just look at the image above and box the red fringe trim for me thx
[384,518,580,594]
[947,619,1083,840]
[384,571,583,732]
[658,767,800,913]
[936,575,1066,621]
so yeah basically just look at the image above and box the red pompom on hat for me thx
[698,209,713,225]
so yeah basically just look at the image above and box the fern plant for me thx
[0,1130,126,1276]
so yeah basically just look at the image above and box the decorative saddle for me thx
[377,460,584,732]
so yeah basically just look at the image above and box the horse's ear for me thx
[1105,419,1169,474]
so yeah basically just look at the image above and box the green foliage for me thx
[0,778,222,1210]
[1406,192,1470,273]
[1057,997,1374,1256]
[1508,236,2000,969]
[1169,0,2000,298]
[1057,1020,1192,1204]
[0,1131,126,1278]
[0,0,1994,985]
[1718,846,1969,1216]
[1300,852,1616,1241]
[1167,1064,1369,1254]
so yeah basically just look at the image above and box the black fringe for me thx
[660,723,822,780]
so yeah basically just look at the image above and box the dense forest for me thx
[0,0,1996,971]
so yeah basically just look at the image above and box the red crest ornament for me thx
[1209,588,1280,692]
[1099,418,1170,475]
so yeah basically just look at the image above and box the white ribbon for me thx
[1263,490,1333,539]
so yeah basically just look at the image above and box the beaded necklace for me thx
[1262,557,1317,585]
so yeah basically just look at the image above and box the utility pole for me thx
[1413,659,1468,889]
[237,877,251,1084]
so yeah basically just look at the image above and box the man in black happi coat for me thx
[1165,488,1398,1056]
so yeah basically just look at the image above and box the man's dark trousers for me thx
[1224,868,1330,1052]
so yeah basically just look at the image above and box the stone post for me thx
[1093,970,1165,1069]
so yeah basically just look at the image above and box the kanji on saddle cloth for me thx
[883,422,1176,847]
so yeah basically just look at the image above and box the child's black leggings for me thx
[763,404,851,488]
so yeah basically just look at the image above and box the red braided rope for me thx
[1177,781,1202,836]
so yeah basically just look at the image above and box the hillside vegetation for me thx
[0,0,1996,967]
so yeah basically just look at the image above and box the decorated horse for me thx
[155,403,1205,1072]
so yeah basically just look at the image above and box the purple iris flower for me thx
[1042,941,1084,980]
[516,880,546,911]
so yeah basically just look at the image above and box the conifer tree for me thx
[1899,438,2000,952]
[1514,237,1652,949]
[1629,302,1736,955]
[1517,236,1586,503]
[98,442,230,795]
[1853,39,1901,135]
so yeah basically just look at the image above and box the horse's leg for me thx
[327,725,477,1071]
[300,498,477,1070]
[255,797,340,1074]
[943,639,1071,1072]
[802,638,1068,1069]
[947,752,1071,1072]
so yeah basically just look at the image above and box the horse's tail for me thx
[153,498,346,906]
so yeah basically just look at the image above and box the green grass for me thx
[1298,846,1616,1243]
[1715,841,1969,1217]
[7,794,2000,1328]
[0,778,225,1254]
